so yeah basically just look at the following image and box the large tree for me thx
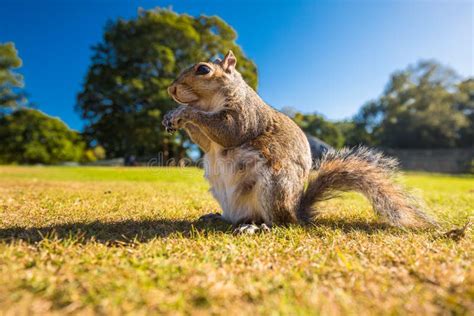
[76,8,257,160]
[0,42,26,113]
[352,61,470,148]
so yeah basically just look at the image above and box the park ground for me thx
[0,166,473,315]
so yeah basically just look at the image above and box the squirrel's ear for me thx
[221,50,237,72]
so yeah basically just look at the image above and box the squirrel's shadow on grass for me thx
[0,219,229,245]
[0,218,395,245]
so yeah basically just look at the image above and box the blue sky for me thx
[0,0,472,130]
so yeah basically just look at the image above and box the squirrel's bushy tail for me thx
[297,146,437,228]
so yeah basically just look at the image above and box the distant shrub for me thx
[292,112,345,148]
[82,145,106,163]
[0,109,85,164]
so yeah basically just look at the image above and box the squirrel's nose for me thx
[168,85,177,96]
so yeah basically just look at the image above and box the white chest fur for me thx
[203,142,270,224]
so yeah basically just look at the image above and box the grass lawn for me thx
[0,166,473,315]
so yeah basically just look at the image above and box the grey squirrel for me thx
[163,50,436,233]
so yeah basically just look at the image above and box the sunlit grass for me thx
[0,166,472,315]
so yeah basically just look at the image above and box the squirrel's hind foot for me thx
[233,223,271,235]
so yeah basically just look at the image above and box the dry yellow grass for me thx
[0,166,473,315]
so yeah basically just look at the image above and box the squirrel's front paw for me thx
[162,112,177,133]
[162,107,188,133]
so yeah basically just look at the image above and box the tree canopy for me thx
[0,42,26,112]
[0,109,86,164]
[76,8,258,160]
[347,61,472,148]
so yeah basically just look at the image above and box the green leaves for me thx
[0,109,85,164]
[352,61,473,148]
[293,112,345,148]
[0,42,26,111]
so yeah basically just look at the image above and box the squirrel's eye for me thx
[196,65,211,75]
